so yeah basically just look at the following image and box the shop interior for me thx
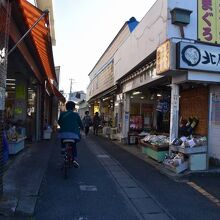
[136,82,209,173]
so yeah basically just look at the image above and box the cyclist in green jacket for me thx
[58,101,83,168]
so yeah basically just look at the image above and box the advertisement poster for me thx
[198,0,220,43]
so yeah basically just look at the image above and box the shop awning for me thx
[48,81,66,103]
[17,0,57,83]
[88,85,118,103]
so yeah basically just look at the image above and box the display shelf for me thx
[169,145,208,171]
[178,145,207,154]
[43,130,52,140]
[140,141,169,162]
[164,161,189,174]
[8,137,26,155]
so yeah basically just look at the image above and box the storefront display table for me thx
[141,141,169,162]
[43,128,52,140]
[110,128,117,140]
[164,161,189,174]
[169,145,208,171]
[8,137,26,155]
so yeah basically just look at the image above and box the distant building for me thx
[69,91,86,104]
[77,99,89,119]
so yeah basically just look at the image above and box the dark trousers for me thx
[61,139,77,159]
[93,126,98,135]
[156,111,163,132]
[85,126,90,136]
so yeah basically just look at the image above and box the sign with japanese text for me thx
[211,93,220,125]
[198,0,220,43]
[156,41,170,74]
[177,42,220,72]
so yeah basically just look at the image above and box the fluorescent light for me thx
[157,93,162,97]
[130,96,134,99]
[141,96,144,99]
[132,91,141,95]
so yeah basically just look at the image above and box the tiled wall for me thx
[179,86,209,136]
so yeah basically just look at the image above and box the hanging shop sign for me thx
[156,40,171,74]
[177,42,220,72]
[198,0,220,44]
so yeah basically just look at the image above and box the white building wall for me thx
[114,0,198,82]
[114,0,168,82]
[209,86,220,161]
[167,0,197,40]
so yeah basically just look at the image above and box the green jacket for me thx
[58,111,83,135]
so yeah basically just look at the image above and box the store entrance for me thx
[129,87,171,134]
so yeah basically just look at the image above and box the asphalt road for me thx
[33,136,140,220]
[1,135,219,220]
[93,136,220,220]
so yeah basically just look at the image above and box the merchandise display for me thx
[163,152,186,167]
[167,135,208,173]
[6,124,26,155]
[142,134,169,146]
[140,133,169,162]
[171,136,207,148]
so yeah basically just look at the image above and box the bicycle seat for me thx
[63,139,75,143]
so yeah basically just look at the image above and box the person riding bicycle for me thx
[58,101,83,168]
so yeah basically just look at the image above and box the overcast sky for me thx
[30,0,157,94]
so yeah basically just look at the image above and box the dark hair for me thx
[66,101,75,111]
[85,111,89,115]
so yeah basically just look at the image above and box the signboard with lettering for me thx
[198,0,220,44]
[177,42,220,72]
[156,41,170,74]
[211,93,220,125]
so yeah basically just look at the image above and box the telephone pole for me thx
[69,78,76,100]
[69,78,75,94]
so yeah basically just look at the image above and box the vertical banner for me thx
[216,0,220,43]
[198,0,217,43]
[211,93,220,125]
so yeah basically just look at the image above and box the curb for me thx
[108,138,220,181]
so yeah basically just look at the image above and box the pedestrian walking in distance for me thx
[93,112,101,135]
[82,111,92,136]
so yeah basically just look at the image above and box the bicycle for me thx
[62,139,75,179]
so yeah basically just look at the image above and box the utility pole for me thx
[69,78,76,101]
[69,78,75,94]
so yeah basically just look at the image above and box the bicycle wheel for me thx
[63,143,68,179]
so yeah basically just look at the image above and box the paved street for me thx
[0,135,220,220]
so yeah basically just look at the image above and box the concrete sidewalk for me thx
[0,137,55,217]
[110,139,220,180]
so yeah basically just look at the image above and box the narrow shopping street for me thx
[1,135,220,220]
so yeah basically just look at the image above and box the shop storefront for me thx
[3,0,64,153]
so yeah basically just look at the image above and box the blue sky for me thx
[31,0,157,93]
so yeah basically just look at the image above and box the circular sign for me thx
[181,45,201,66]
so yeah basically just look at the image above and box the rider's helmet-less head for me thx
[66,101,75,111]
